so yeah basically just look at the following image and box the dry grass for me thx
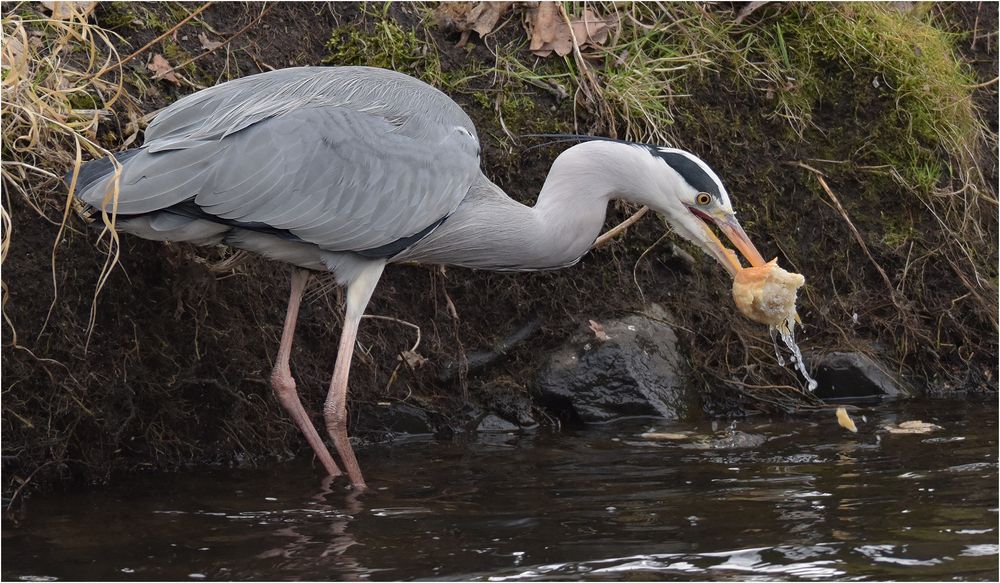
[1,4,137,346]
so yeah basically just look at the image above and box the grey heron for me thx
[71,66,766,489]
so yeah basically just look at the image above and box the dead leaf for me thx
[147,53,180,85]
[588,319,610,342]
[526,4,616,58]
[836,407,858,433]
[198,32,223,52]
[41,1,97,21]
[530,2,577,57]
[437,2,512,46]
[5,36,24,63]
[734,1,770,24]
[400,350,428,369]
[884,420,942,434]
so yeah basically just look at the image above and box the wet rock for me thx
[807,351,909,402]
[452,402,533,435]
[475,378,539,429]
[681,430,768,450]
[476,414,519,433]
[536,304,698,424]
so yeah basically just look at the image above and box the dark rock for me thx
[359,402,434,436]
[536,304,699,424]
[476,414,519,433]
[702,430,768,450]
[475,378,539,429]
[807,351,910,402]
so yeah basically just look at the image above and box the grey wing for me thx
[107,104,480,253]
[144,66,478,151]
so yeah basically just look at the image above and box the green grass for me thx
[541,3,985,191]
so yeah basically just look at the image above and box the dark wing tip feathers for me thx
[67,148,144,195]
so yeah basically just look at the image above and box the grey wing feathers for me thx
[145,66,478,151]
[200,107,476,251]
[83,66,481,254]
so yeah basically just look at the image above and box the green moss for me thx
[748,5,979,186]
[133,5,171,33]
[163,2,193,24]
[565,3,981,194]
[95,2,137,30]
[880,212,919,249]
[323,15,442,85]
[820,5,976,153]
[67,91,98,110]
[472,91,491,110]
[160,40,198,77]
[437,64,475,92]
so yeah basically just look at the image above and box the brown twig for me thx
[592,206,649,248]
[967,75,999,89]
[6,461,58,511]
[788,161,895,296]
[91,2,214,81]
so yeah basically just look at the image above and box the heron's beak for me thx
[690,208,767,276]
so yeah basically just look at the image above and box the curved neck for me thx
[399,141,662,270]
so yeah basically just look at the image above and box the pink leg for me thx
[324,261,385,490]
[271,269,342,477]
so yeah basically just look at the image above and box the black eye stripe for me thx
[648,148,723,202]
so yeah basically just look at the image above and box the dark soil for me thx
[3,2,997,494]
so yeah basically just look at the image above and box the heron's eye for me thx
[695,192,712,206]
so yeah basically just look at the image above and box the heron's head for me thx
[640,145,766,276]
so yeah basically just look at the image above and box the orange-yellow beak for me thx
[690,208,766,276]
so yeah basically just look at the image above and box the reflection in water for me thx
[254,480,367,579]
[488,546,848,581]
[2,400,997,581]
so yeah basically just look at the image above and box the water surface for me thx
[3,400,997,581]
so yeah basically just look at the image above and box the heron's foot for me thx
[330,431,367,490]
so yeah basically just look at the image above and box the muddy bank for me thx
[2,2,996,491]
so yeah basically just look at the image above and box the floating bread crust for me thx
[732,259,806,326]
[836,407,858,433]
